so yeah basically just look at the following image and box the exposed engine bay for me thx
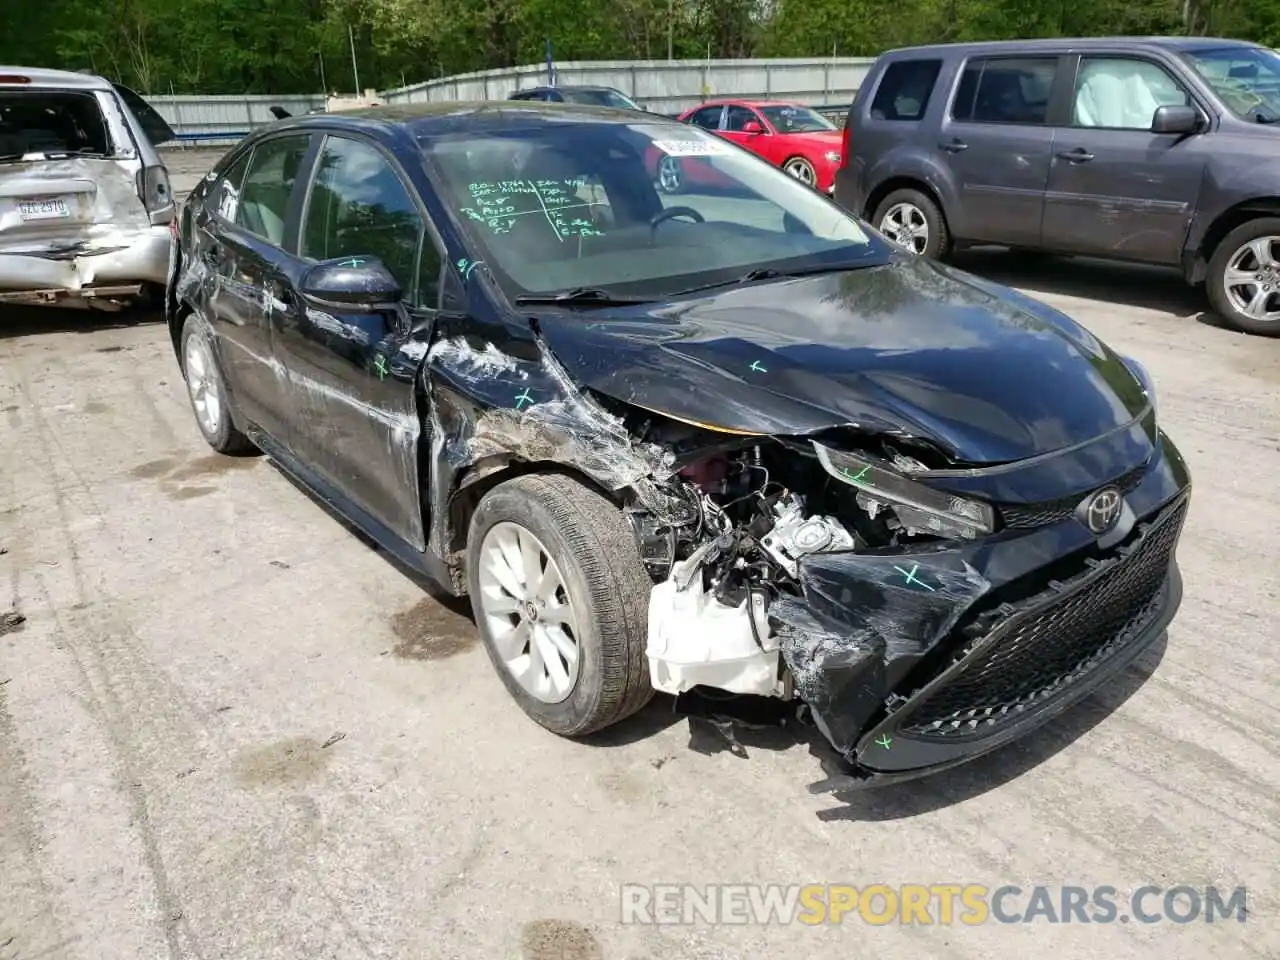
[628,426,970,708]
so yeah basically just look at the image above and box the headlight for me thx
[824,151,841,163]
[1120,355,1157,416]
[812,442,994,539]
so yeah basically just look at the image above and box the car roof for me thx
[0,66,114,91]
[880,35,1266,58]
[258,100,673,140]
[696,99,805,109]
[516,85,625,94]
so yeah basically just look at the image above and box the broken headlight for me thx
[812,442,994,540]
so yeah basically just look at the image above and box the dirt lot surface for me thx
[1,168,1278,960]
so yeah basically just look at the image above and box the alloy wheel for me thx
[657,156,683,193]
[783,157,816,187]
[184,330,223,438]
[1224,236,1280,324]
[879,202,930,255]
[476,521,581,704]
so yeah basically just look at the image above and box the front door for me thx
[276,132,442,550]
[1041,55,1207,264]
[936,55,1063,247]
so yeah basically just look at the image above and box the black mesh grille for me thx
[999,463,1147,529]
[900,495,1186,739]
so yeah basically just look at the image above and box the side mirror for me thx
[1152,104,1199,135]
[301,256,401,310]
[743,120,763,134]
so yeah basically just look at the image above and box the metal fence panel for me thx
[146,56,875,142]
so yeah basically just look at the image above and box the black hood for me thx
[533,257,1150,464]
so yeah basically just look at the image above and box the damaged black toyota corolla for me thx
[167,102,1189,786]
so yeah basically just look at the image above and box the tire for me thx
[872,187,951,259]
[466,473,653,737]
[179,313,257,455]
[1207,217,1280,337]
[782,156,818,189]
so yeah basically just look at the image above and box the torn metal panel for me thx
[773,551,990,757]
[424,330,680,562]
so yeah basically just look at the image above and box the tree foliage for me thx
[2,0,1277,95]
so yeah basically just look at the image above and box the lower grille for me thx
[901,495,1187,739]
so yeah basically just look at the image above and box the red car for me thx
[673,99,844,193]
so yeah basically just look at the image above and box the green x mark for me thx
[749,360,767,374]
[373,355,389,380]
[893,563,936,592]
[841,465,872,485]
[875,734,892,750]
[514,388,534,410]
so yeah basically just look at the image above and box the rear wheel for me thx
[872,187,950,259]
[180,314,256,455]
[1207,218,1280,336]
[466,473,653,736]
[655,155,684,194]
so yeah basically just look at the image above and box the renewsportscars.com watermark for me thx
[620,884,1248,926]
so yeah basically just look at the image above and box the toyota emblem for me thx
[1083,486,1123,535]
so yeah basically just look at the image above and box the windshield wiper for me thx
[513,287,653,307]
[672,262,867,297]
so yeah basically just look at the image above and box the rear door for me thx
[279,132,441,549]
[937,54,1066,246]
[1041,54,1207,264]
[199,132,315,442]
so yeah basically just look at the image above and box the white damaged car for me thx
[0,67,177,310]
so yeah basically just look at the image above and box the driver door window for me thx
[1073,57,1190,130]
[725,106,764,132]
[300,135,439,307]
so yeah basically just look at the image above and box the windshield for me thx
[419,122,879,302]
[1184,46,1280,122]
[758,105,836,133]
[561,88,642,111]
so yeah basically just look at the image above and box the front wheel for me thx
[466,473,653,737]
[1207,218,1280,336]
[872,187,951,259]
[655,155,684,194]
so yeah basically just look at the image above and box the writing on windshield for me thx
[462,179,606,240]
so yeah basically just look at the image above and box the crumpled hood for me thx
[533,256,1151,464]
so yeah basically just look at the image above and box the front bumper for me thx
[774,433,1191,787]
[0,225,173,303]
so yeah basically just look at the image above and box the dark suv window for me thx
[953,57,1058,125]
[869,59,943,121]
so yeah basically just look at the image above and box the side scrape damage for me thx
[422,327,999,767]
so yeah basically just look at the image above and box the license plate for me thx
[17,198,70,221]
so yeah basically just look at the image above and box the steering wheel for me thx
[649,205,705,243]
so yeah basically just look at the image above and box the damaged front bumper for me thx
[0,226,173,305]
[776,444,1190,787]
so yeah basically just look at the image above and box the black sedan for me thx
[167,101,1190,787]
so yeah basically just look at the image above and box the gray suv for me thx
[833,38,1280,336]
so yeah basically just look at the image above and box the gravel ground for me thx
[1,193,1278,959]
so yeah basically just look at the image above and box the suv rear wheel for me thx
[1208,218,1280,336]
[872,187,950,259]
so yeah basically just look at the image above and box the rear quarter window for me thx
[868,59,944,121]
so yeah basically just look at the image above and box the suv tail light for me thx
[137,163,174,224]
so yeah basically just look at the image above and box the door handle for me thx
[940,139,968,153]
[1056,148,1095,163]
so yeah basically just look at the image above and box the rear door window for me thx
[234,134,311,246]
[686,106,723,129]
[952,57,1059,125]
[869,59,943,121]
